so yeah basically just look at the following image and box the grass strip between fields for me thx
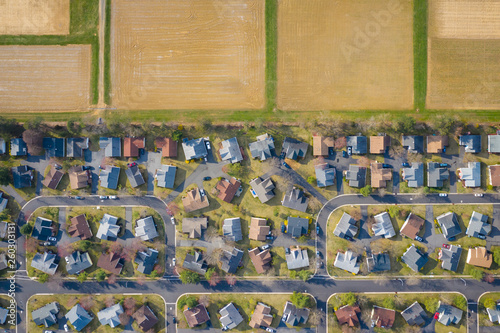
[104,0,112,105]
[265,0,278,112]
[414,0,428,111]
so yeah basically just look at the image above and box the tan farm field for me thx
[0,45,92,111]
[277,0,414,111]
[427,0,500,110]
[0,0,69,35]
[111,0,265,110]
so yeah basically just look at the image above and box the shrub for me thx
[179,270,200,284]
[20,224,32,235]
[178,295,198,310]
[360,185,372,197]
[307,176,316,185]
[298,270,311,281]
[339,292,357,306]
[453,295,467,310]
[291,291,312,308]
[95,269,107,282]
[484,298,496,309]
[38,273,49,284]
[77,272,88,283]
[382,296,395,309]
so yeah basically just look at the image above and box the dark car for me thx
[439,163,449,168]
[477,234,486,240]
[127,162,137,168]
[82,166,91,170]
[203,176,211,181]
[54,164,62,170]
[316,226,320,234]
[75,196,84,200]
[342,151,348,158]
[172,317,176,324]
[382,164,393,168]
[281,224,286,233]
[402,162,410,167]
[344,235,353,241]
[285,247,290,254]
[266,235,274,240]
[282,161,291,169]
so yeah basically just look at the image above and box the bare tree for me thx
[388,145,405,159]
[334,137,347,149]
[109,242,123,255]
[225,275,237,286]
[307,309,322,326]
[47,272,64,290]
[124,297,137,315]
[119,312,130,326]
[25,238,38,253]
[80,296,94,311]
[357,156,370,168]
[137,275,146,286]
[198,295,210,307]
[57,241,73,258]
[105,295,115,308]
[205,249,222,266]
[107,274,117,285]
[208,272,220,287]
[378,188,387,198]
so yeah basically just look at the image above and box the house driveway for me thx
[84,148,105,194]
[118,206,135,246]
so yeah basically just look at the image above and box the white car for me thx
[170,217,176,225]
[205,141,211,150]
[200,189,206,197]
[172,258,176,266]
[64,324,69,332]
[109,195,118,200]
[99,195,108,199]
[474,193,484,197]
[439,193,448,197]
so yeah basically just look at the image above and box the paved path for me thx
[1,185,26,207]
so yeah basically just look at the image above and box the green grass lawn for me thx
[0,295,15,330]
[27,293,165,333]
[478,292,500,328]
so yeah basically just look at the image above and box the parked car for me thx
[139,148,145,155]
[82,166,91,170]
[402,162,410,167]
[200,189,206,197]
[99,195,108,199]
[281,224,286,233]
[109,195,118,200]
[344,235,353,241]
[434,312,439,320]
[266,235,274,240]
[442,243,450,249]
[282,161,291,169]
[439,193,448,197]
[447,236,456,241]
[316,250,321,258]
[478,234,486,240]
[43,242,51,246]
[172,317,176,324]
[48,237,57,242]
[382,164,393,168]
[265,328,276,333]
[316,225,320,234]
[44,331,54,333]
[285,247,290,254]
[415,236,423,242]
[203,176,211,181]
[54,164,62,170]
[205,141,211,150]
[64,324,69,332]
[347,147,352,156]
[474,193,484,197]
[316,261,323,269]
[262,244,271,250]
[127,162,137,168]
[171,217,176,225]
[439,163,449,168]
[342,150,348,158]
[75,196,84,200]
[172,258,176,266]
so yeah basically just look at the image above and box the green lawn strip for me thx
[413,0,428,110]
[176,293,315,331]
[27,293,165,333]
[104,0,112,104]
[329,292,466,333]
[478,292,500,328]
[265,0,278,111]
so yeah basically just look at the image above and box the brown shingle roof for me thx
[124,137,145,157]
[42,166,64,190]
[216,177,241,203]
[335,305,361,327]
[249,303,273,328]
[371,306,395,328]
[400,213,425,240]
[370,136,391,154]
[371,162,392,188]
[248,247,272,274]
[467,247,492,268]
[97,252,123,275]
[184,304,210,328]
[132,305,158,332]
[68,166,90,189]
[427,135,449,154]
[313,136,334,156]
[155,137,178,158]
[248,217,270,241]
[68,214,93,240]
[489,165,500,186]
[182,188,209,213]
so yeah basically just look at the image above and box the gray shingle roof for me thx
[286,217,309,238]
[32,216,53,241]
[220,137,243,163]
[282,187,309,212]
[282,301,310,326]
[223,217,242,242]
[488,135,500,153]
[32,302,59,327]
[333,212,358,239]
[155,164,176,188]
[125,164,145,188]
[135,248,159,274]
[65,251,93,275]
[334,250,360,274]
[66,138,89,158]
[402,162,424,188]
[12,165,32,188]
[10,138,27,156]
[402,136,424,153]
[436,212,461,239]
[427,162,449,187]
[459,135,481,153]
[182,138,208,160]
[0,139,4,155]
[436,302,463,326]
[282,137,309,160]
[98,303,123,328]
[219,303,244,330]
[43,138,65,157]
[439,245,462,272]
[372,212,396,238]
[31,252,58,275]
[250,177,275,203]
[99,165,120,189]
[96,214,120,240]
[65,303,93,331]
[99,137,121,157]
[487,304,500,324]
[220,247,244,274]
[135,216,159,241]
[249,134,275,161]
[366,252,391,272]
[315,163,335,187]
[0,307,7,325]
[458,162,481,187]
[346,136,367,154]
[401,245,428,272]
[401,301,427,326]
[285,247,309,270]
[345,165,366,188]
[466,211,491,238]
[182,251,208,274]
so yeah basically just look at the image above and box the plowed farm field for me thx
[110,0,266,110]
[277,0,414,111]
[427,0,500,109]
[0,0,69,35]
[0,45,92,111]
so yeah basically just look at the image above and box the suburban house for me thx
[155,137,177,158]
[281,137,309,160]
[23,129,44,155]
[459,135,481,153]
[333,212,358,239]
[467,246,492,268]
[223,217,242,242]
[123,137,145,157]
[370,135,391,154]
[96,214,120,241]
[489,165,500,186]
[65,251,93,275]
[346,136,367,155]
[435,302,463,326]
[436,212,461,240]
[248,247,272,274]
[132,305,159,332]
[466,211,491,238]
[155,164,176,189]
[0,139,4,155]
[219,303,244,330]
[31,252,59,275]
[220,248,244,274]
[135,216,159,241]
[10,138,27,156]
[125,164,145,188]
[285,247,309,270]
[249,302,273,329]
[65,303,93,332]
[335,304,361,327]
[99,165,121,189]
[366,252,391,273]
[438,245,462,272]
[282,187,309,212]
[42,165,64,190]
[488,134,500,153]
[315,163,335,187]
[32,302,60,327]
[97,303,124,328]
[401,301,427,326]
[68,165,91,189]
[68,214,93,240]
[182,217,208,239]
[286,217,309,238]
[0,221,7,239]
[402,135,424,153]
[249,176,275,203]
[282,301,310,326]
[32,216,54,241]
[215,177,241,203]
[370,306,395,329]
[400,213,425,240]
[344,165,366,188]
[487,303,500,324]
[427,162,449,187]
[12,165,33,188]
[182,188,209,212]
[0,254,6,271]
[426,135,448,153]
[219,137,243,163]
[312,136,334,156]
[135,248,159,274]
[371,162,392,188]
[182,137,208,161]
[458,162,481,187]
[334,250,360,274]
[66,137,89,158]
[99,137,121,157]
[249,133,275,161]
[97,252,123,275]
[184,304,210,328]
[372,212,396,238]
[401,245,428,272]
[182,251,208,274]
[402,162,424,188]
[42,137,65,157]
[249,217,270,241]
